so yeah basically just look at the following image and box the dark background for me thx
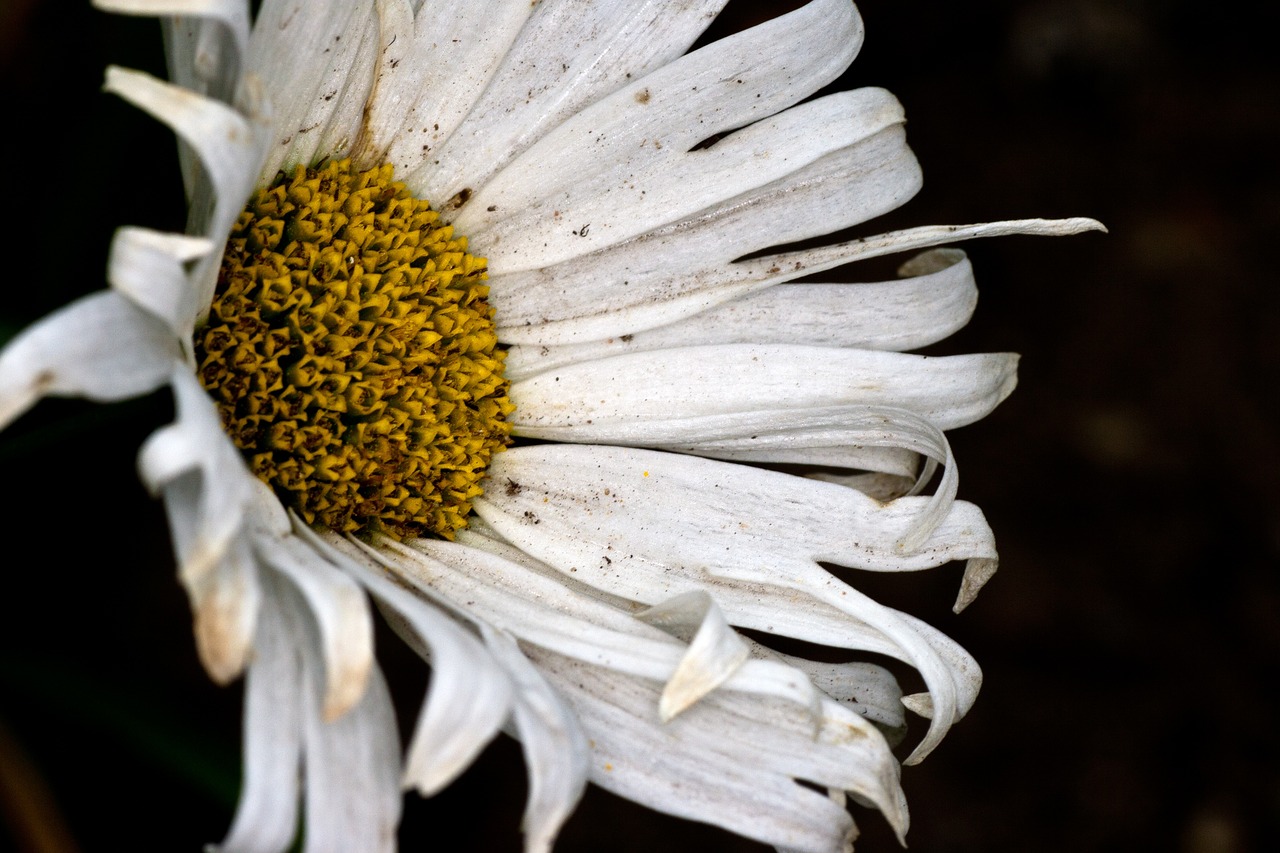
[1,1,1275,851]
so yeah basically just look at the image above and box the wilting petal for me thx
[491,216,1099,346]
[103,65,267,321]
[138,368,261,682]
[530,649,907,852]
[478,444,992,761]
[311,530,517,796]
[212,572,302,853]
[378,536,822,716]
[635,591,751,722]
[107,226,215,340]
[299,639,401,853]
[95,1,251,104]
[480,627,589,853]
[0,291,180,430]
[233,500,375,721]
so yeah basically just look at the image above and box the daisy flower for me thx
[0,1,1102,851]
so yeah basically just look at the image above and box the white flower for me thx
[0,1,1102,852]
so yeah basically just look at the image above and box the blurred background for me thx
[0,1,1275,851]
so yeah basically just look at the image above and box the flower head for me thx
[0,1,1102,851]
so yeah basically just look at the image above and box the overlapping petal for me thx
[477,444,994,762]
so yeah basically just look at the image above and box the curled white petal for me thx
[107,226,214,340]
[0,291,180,430]
[310,530,517,797]
[138,368,260,682]
[531,649,907,852]
[103,65,266,325]
[238,502,375,721]
[636,591,751,722]
[478,444,992,761]
[480,627,589,853]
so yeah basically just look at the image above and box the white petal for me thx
[354,0,538,174]
[395,537,822,716]
[521,404,958,551]
[313,531,517,796]
[95,1,249,57]
[512,345,1018,433]
[532,650,906,852]
[96,1,251,104]
[0,291,179,430]
[246,0,379,178]
[103,65,266,321]
[137,368,261,682]
[406,0,732,205]
[107,226,214,340]
[503,248,976,380]
[466,85,892,273]
[480,627,589,853]
[747,642,906,736]
[485,123,919,347]
[478,444,992,761]
[636,591,750,722]
[300,648,401,853]
[212,575,302,853]
[138,369,254,582]
[240,501,376,721]
[492,216,1098,346]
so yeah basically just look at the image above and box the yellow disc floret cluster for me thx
[195,159,513,540]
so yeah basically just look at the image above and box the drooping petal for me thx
[372,536,822,716]
[299,636,401,853]
[0,291,180,430]
[479,627,589,853]
[215,547,398,853]
[311,530,518,797]
[477,444,992,761]
[745,640,906,737]
[515,404,959,551]
[211,571,302,853]
[103,65,267,325]
[503,248,977,380]
[95,1,251,106]
[236,498,375,721]
[529,648,907,853]
[107,226,215,341]
[491,216,1098,346]
[635,591,751,722]
[138,368,261,682]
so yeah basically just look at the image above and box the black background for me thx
[1,1,1276,851]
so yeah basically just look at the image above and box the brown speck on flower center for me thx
[195,159,513,540]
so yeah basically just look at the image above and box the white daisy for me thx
[0,1,1102,851]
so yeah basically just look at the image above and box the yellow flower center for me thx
[195,159,513,540]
